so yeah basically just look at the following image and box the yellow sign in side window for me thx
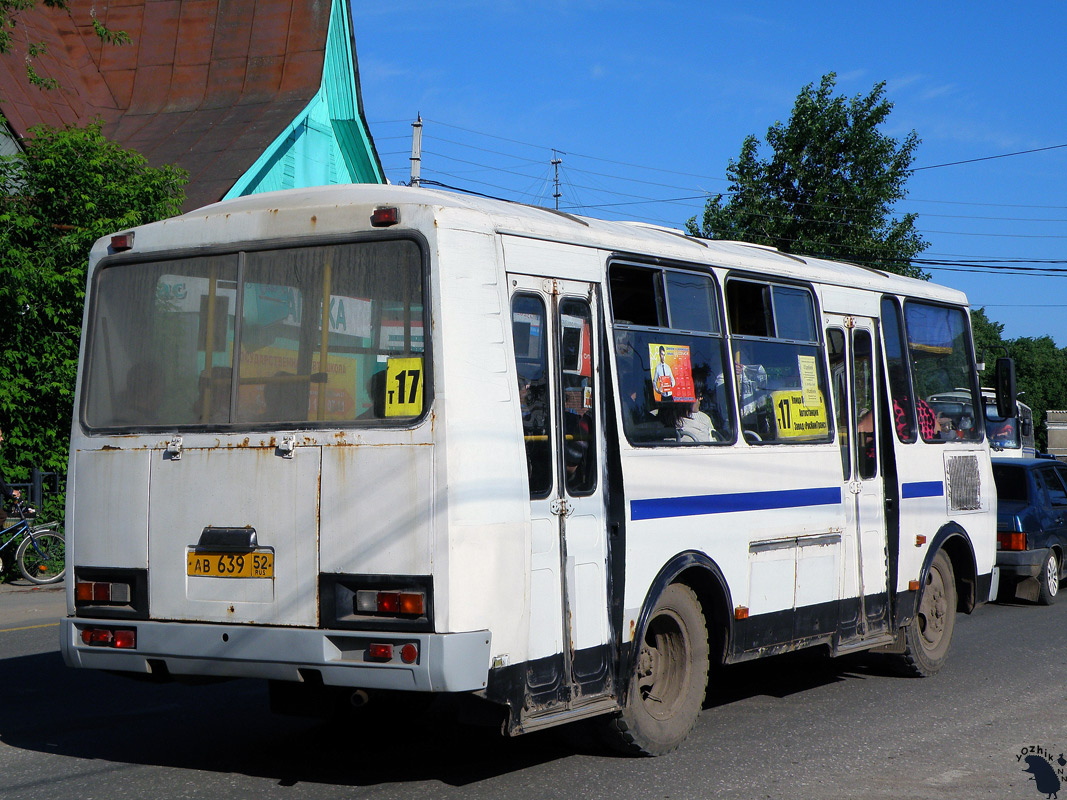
[771,389,828,438]
[385,357,424,417]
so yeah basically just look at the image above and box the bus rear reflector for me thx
[400,644,418,664]
[997,532,1027,551]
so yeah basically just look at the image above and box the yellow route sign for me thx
[385,357,424,417]
[771,389,828,438]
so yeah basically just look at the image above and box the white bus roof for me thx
[93,184,968,306]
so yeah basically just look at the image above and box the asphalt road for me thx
[2,584,1065,800]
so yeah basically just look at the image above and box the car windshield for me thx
[992,465,1028,502]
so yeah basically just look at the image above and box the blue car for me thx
[992,457,1067,605]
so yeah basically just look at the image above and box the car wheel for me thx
[1037,549,1059,606]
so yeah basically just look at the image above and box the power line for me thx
[911,143,1067,172]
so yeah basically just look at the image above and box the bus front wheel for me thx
[607,583,709,756]
[901,549,956,677]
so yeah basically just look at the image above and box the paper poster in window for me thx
[798,354,821,406]
[648,343,695,402]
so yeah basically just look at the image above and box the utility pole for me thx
[551,150,562,210]
[410,114,423,188]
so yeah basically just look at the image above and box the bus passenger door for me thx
[829,317,891,643]
[510,275,612,715]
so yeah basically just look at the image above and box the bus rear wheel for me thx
[607,583,709,756]
[901,549,956,677]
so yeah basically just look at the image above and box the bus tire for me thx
[607,583,709,756]
[901,549,956,677]
[1037,549,1059,606]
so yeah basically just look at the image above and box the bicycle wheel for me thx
[16,530,65,585]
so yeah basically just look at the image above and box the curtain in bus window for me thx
[904,302,980,443]
[83,255,239,428]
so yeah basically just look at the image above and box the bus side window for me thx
[609,264,732,446]
[827,329,849,480]
[725,280,831,445]
[881,297,917,444]
[902,301,980,443]
[512,294,553,499]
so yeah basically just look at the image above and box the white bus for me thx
[928,389,1035,458]
[62,185,1010,755]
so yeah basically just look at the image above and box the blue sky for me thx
[352,2,1067,348]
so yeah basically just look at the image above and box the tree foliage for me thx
[971,307,1067,452]
[687,73,928,278]
[1008,336,1067,453]
[0,121,186,495]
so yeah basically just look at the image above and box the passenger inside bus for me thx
[357,370,387,420]
[116,359,164,424]
[194,366,232,423]
[677,384,717,442]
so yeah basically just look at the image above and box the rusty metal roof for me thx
[0,0,348,211]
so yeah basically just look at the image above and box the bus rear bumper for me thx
[60,618,491,693]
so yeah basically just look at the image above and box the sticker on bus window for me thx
[385,357,424,417]
[771,389,828,438]
[797,355,821,406]
[648,343,695,402]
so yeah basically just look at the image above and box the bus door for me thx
[509,275,612,714]
[829,316,891,642]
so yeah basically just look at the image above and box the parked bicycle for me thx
[0,499,65,584]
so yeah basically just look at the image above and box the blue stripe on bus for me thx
[901,480,944,499]
[630,486,842,522]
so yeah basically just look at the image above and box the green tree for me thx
[1007,336,1067,452]
[687,73,928,278]
[969,307,1007,385]
[0,121,185,500]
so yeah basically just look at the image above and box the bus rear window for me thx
[82,239,426,430]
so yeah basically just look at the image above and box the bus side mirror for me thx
[1021,419,1033,437]
[995,357,1017,420]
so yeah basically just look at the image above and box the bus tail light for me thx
[370,207,399,227]
[367,643,393,660]
[80,626,136,649]
[997,532,1027,551]
[355,589,426,616]
[76,579,131,604]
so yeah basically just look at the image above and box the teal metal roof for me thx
[224,0,384,201]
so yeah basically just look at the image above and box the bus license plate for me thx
[187,551,274,579]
